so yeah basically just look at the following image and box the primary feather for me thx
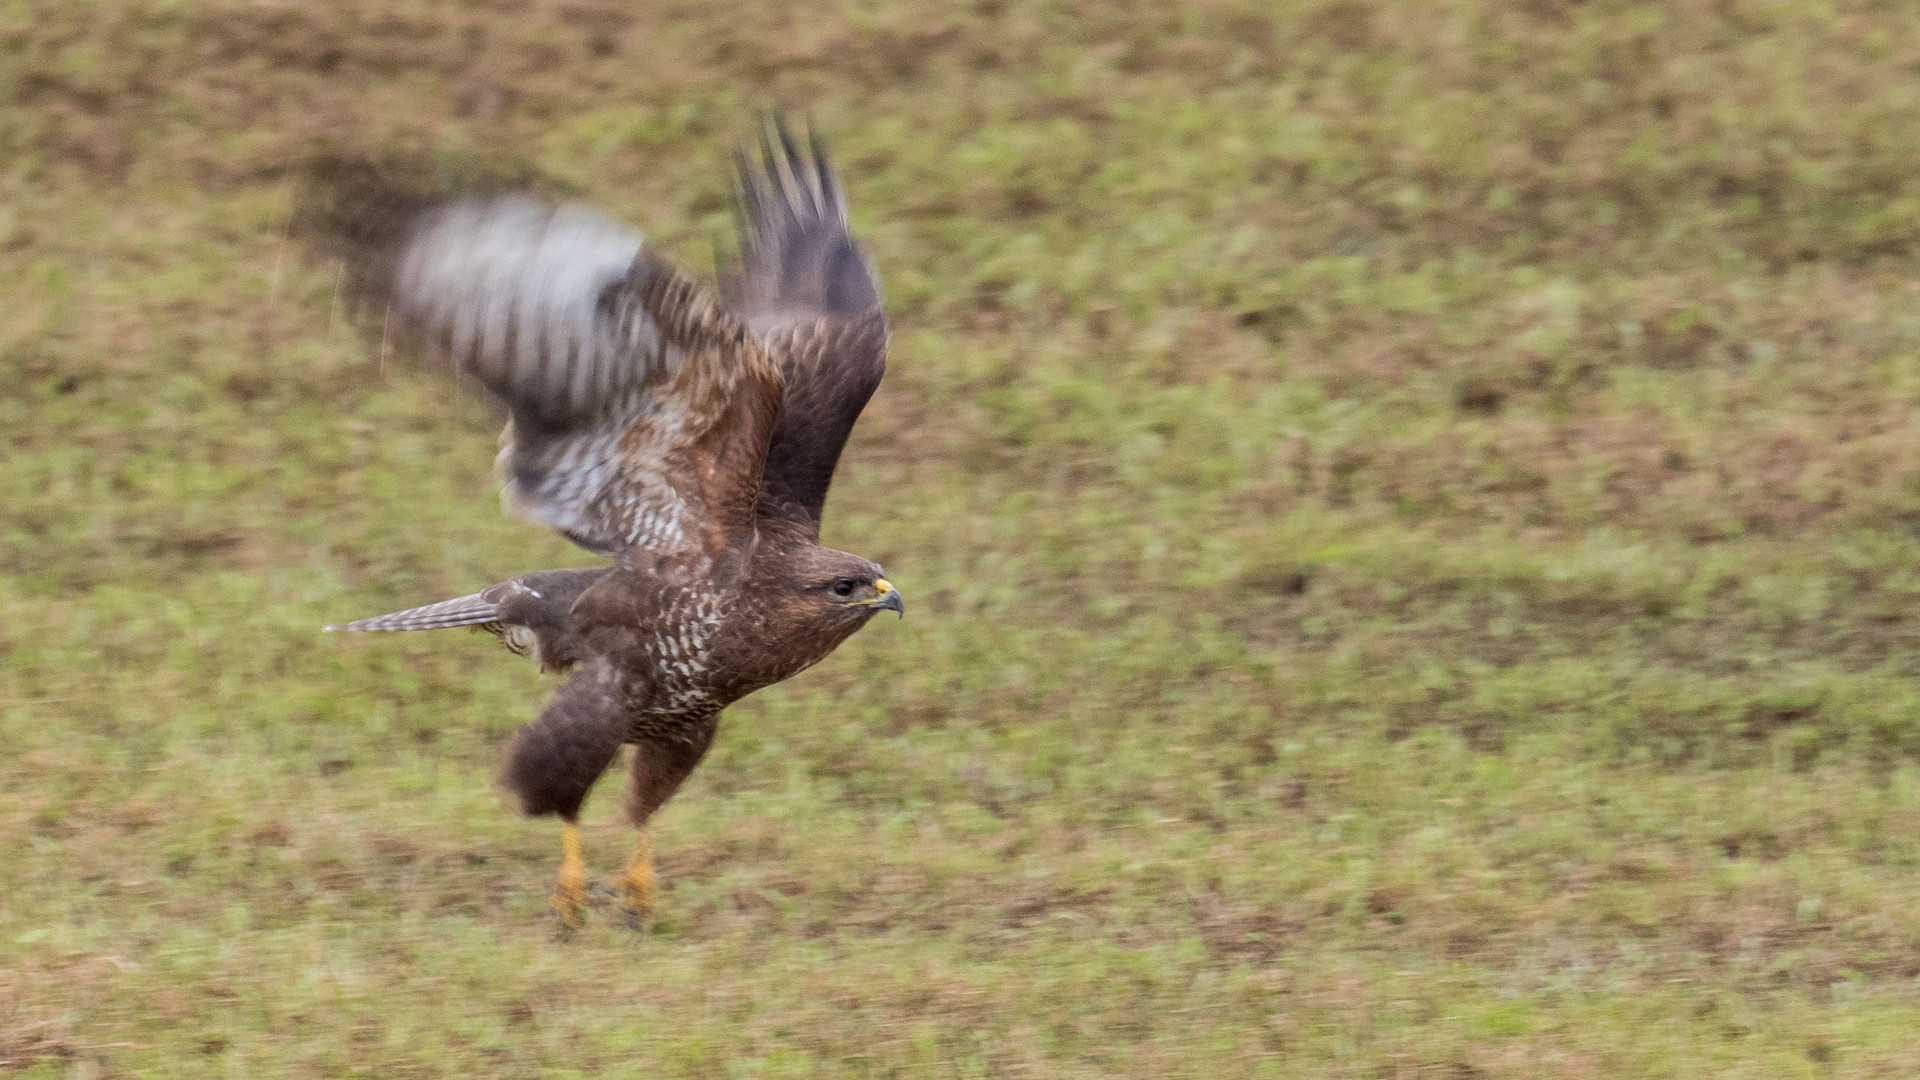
[391,197,646,426]
[725,115,890,534]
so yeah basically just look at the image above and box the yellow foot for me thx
[551,821,589,935]
[619,828,656,931]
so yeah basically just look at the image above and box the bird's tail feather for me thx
[325,592,500,632]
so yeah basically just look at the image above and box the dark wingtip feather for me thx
[807,123,846,219]
[724,112,880,319]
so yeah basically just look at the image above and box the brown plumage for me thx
[305,118,900,930]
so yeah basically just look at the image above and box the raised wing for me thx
[723,117,889,535]
[308,171,782,562]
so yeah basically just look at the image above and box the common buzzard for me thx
[307,119,899,930]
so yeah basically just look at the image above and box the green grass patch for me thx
[7,0,1920,1075]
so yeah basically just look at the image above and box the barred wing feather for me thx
[325,591,499,633]
[362,194,783,561]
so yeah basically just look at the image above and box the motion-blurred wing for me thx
[723,117,889,535]
[316,180,782,561]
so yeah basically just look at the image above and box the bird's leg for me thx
[552,820,589,933]
[617,715,720,931]
[619,827,656,929]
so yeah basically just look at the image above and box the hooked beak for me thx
[870,577,904,618]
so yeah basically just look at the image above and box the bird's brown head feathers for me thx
[777,544,903,628]
[719,539,901,692]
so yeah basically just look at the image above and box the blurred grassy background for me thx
[7,0,1920,1075]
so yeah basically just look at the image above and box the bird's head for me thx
[786,546,904,631]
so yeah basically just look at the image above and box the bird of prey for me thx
[306,119,900,931]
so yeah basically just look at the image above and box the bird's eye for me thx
[831,579,856,597]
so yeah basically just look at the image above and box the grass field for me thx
[8,0,1920,1075]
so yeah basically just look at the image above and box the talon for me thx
[622,872,655,930]
[552,866,588,929]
